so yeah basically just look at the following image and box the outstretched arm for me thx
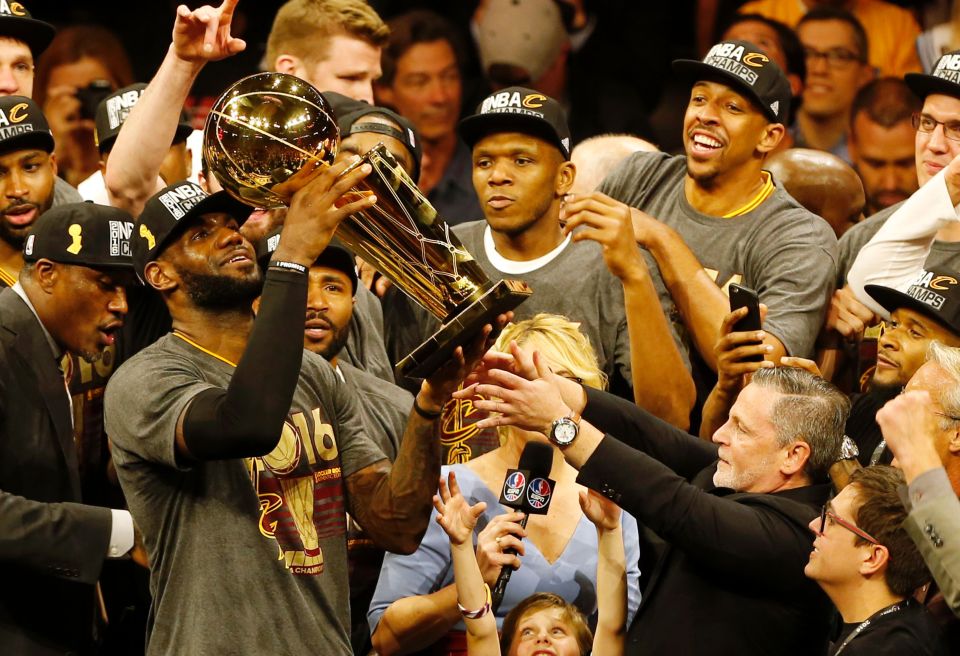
[434,471,500,654]
[105,0,246,215]
[580,489,626,656]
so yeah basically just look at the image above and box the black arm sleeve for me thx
[181,268,307,460]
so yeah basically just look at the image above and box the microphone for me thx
[491,440,555,612]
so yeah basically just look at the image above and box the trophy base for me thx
[396,279,532,380]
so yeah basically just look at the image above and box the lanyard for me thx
[833,601,907,655]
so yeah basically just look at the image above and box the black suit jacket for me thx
[0,288,112,655]
[577,387,833,656]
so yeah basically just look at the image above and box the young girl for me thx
[434,470,627,656]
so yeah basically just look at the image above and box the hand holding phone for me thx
[728,283,763,362]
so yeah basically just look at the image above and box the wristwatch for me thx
[838,435,859,461]
[549,414,580,447]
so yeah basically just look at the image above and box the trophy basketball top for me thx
[203,72,340,209]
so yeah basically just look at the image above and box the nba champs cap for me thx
[23,202,135,270]
[672,40,792,123]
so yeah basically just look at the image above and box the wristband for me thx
[458,583,492,619]
[413,396,442,419]
[269,260,308,275]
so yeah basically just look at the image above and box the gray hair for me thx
[750,367,850,481]
[926,342,960,430]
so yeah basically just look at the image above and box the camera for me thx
[76,79,114,121]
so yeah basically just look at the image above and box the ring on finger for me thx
[495,536,502,547]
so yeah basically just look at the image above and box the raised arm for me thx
[579,489,626,656]
[562,192,695,429]
[434,472,500,654]
[105,0,246,215]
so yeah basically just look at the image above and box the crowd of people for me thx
[3,0,960,655]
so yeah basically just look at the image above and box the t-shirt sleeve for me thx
[747,215,838,358]
[104,350,216,470]
[326,358,387,478]
[597,151,670,205]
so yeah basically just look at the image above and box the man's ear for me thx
[252,296,261,316]
[780,440,811,477]
[32,259,58,293]
[947,425,960,455]
[144,260,176,293]
[556,160,576,196]
[274,54,302,77]
[859,543,890,578]
[49,152,57,177]
[758,123,785,155]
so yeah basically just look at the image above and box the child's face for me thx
[508,607,581,656]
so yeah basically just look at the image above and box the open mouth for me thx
[99,323,122,346]
[304,318,332,340]
[3,205,37,227]
[689,131,723,156]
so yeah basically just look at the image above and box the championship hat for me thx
[23,202,135,270]
[906,50,960,100]
[0,95,53,154]
[0,1,55,56]
[673,40,791,123]
[95,83,194,154]
[133,181,250,278]
[475,0,568,85]
[324,91,422,182]
[865,268,960,335]
[459,86,571,158]
[255,226,359,294]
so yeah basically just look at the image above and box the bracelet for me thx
[458,583,492,619]
[413,396,443,419]
[268,260,308,275]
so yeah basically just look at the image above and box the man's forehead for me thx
[309,265,351,283]
[797,18,858,46]
[906,360,950,393]
[922,94,960,121]
[0,35,30,58]
[0,146,46,163]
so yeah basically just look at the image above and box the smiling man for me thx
[566,40,837,431]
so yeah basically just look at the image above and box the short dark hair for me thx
[851,77,921,130]
[751,367,850,482]
[379,10,463,88]
[798,6,869,64]
[725,13,806,82]
[849,466,932,597]
[500,593,592,654]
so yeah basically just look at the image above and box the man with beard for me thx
[563,40,837,429]
[0,202,136,654]
[103,173,502,654]
[257,228,413,655]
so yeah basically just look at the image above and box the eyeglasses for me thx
[803,46,863,68]
[819,504,880,545]
[912,112,960,142]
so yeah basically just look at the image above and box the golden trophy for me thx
[204,73,531,378]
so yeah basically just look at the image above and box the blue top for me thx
[367,464,642,635]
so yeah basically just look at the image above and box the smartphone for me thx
[729,283,763,362]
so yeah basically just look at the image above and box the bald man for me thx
[569,133,658,195]
[768,148,865,238]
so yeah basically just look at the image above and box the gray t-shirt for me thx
[340,284,395,384]
[53,177,83,206]
[339,360,412,461]
[600,151,838,359]
[104,334,385,656]
[837,202,960,284]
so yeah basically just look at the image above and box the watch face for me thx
[552,418,578,445]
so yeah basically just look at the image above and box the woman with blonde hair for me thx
[368,314,640,656]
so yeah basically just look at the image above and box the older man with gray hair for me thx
[460,353,849,655]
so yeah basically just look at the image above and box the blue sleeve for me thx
[622,510,642,625]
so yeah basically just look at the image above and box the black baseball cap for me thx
[23,202,135,270]
[673,40,791,123]
[0,95,53,154]
[95,83,193,154]
[0,1,54,56]
[906,50,960,100]
[459,86,571,159]
[133,181,250,278]
[324,91,423,183]
[255,226,359,294]
[866,268,960,335]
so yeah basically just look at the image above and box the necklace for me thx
[833,600,909,655]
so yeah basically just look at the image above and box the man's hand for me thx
[357,257,393,297]
[434,471,486,547]
[824,285,878,342]
[419,312,514,413]
[172,0,247,63]
[876,390,945,483]
[561,192,649,281]
[273,158,375,267]
[475,511,525,584]
[715,306,774,395]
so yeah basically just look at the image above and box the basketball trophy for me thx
[203,72,531,378]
